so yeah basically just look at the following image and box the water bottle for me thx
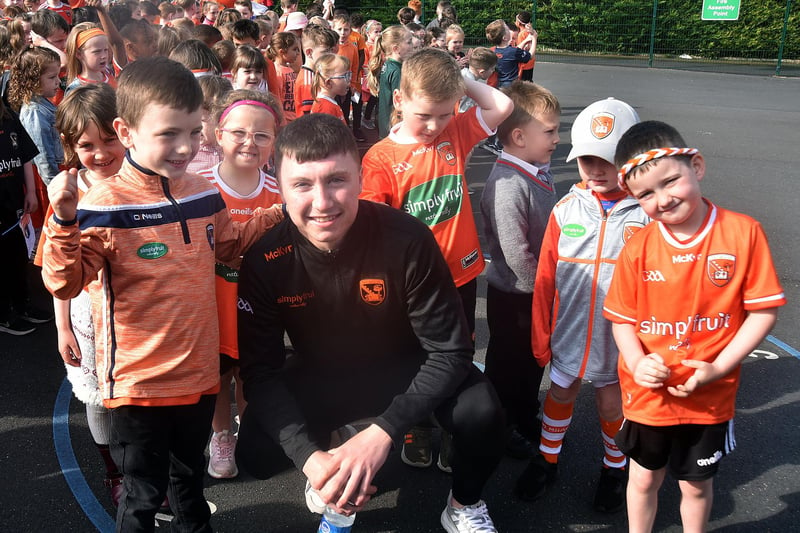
[317,506,355,533]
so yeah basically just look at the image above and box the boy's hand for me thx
[633,353,670,388]
[24,190,38,215]
[254,203,285,227]
[48,168,80,222]
[667,359,721,397]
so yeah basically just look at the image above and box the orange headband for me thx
[76,28,106,49]
[617,147,699,191]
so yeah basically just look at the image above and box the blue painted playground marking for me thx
[766,334,800,360]
[53,379,115,532]
[52,336,796,531]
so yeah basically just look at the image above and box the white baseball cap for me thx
[285,12,308,31]
[566,97,640,164]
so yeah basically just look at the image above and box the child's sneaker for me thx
[18,306,53,323]
[0,317,36,335]
[515,453,557,501]
[207,430,238,479]
[437,430,453,473]
[505,428,537,459]
[440,492,497,533]
[362,117,375,130]
[593,467,627,513]
[353,129,367,142]
[401,426,433,468]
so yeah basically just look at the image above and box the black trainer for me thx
[505,429,537,460]
[515,454,557,502]
[18,306,54,324]
[593,467,628,513]
[0,317,36,336]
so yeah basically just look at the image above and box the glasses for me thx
[220,129,274,147]
[328,71,352,82]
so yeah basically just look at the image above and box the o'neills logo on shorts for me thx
[402,174,463,227]
[277,290,315,308]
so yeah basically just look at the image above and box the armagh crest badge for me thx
[360,279,386,305]
[707,253,735,287]
[590,112,615,140]
[622,221,646,243]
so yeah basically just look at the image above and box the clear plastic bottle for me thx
[317,506,355,533]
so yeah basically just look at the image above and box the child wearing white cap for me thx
[515,97,648,513]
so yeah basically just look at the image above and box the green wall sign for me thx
[702,0,741,21]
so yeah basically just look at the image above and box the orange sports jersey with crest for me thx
[311,95,346,123]
[361,106,492,287]
[603,202,785,426]
[197,164,282,359]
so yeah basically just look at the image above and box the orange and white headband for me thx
[617,147,698,191]
[76,28,106,49]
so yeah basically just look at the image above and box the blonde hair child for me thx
[64,3,128,94]
[367,25,413,138]
[267,31,300,121]
[310,53,350,124]
[194,89,284,479]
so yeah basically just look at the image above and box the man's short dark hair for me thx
[274,114,359,177]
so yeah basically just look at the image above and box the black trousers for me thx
[483,285,544,441]
[237,365,505,506]
[0,220,29,319]
[110,395,215,533]
[337,88,363,132]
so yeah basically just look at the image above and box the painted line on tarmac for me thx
[766,335,800,360]
[53,378,116,532]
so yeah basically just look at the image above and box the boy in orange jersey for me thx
[604,120,785,533]
[295,24,337,117]
[332,14,365,141]
[515,98,646,514]
[361,47,513,470]
[42,57,283,531]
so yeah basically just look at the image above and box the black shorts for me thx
[219,353,239,375]
[615,419,736,481]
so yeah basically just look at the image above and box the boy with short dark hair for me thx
[604,120,785,532]
[42,56,283,530]
[480,81,559,462]
[331,14,365,141]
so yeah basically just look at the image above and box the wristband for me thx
[52,213,78,226]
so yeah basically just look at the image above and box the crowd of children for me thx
[0,1,786,532]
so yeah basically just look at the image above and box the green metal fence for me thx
[345,0,799,76]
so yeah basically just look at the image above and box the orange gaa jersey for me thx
[361,106,492,287]
[311,95,346,123]
[294,66,314,117]
[197,164,282,359]
[603,202,785,426]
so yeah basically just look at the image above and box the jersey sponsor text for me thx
[640,312,732,339]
